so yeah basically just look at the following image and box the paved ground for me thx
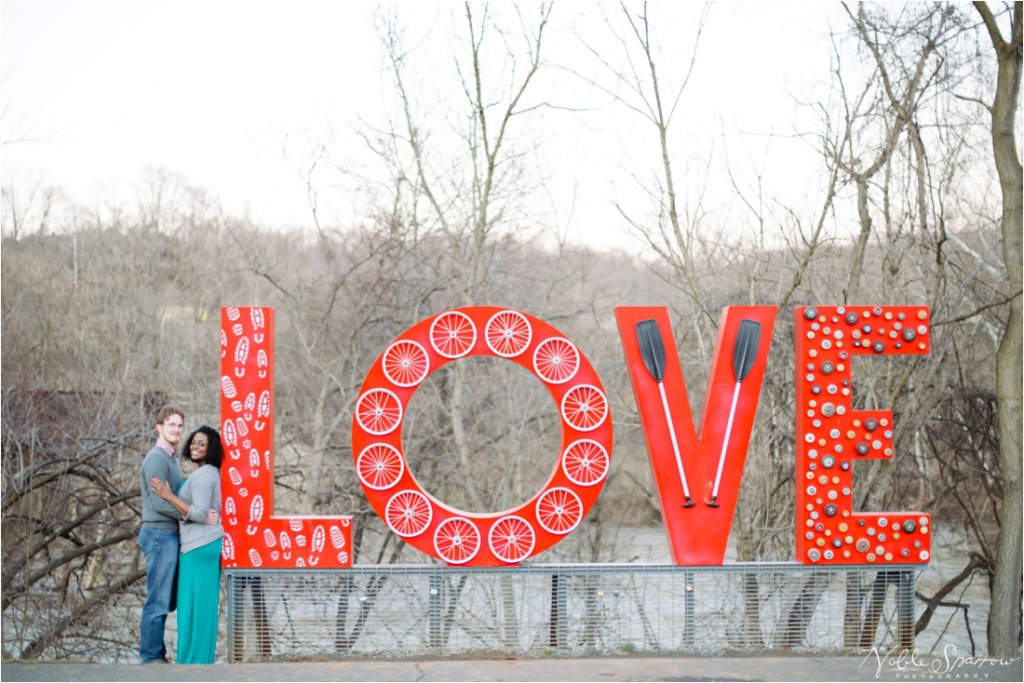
[3,654,1022,682]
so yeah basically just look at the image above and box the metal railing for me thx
[225,563,919,662]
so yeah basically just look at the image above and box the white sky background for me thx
[1,1,844,252]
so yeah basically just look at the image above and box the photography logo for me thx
[863,644,1021,680]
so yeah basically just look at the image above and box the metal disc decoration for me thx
[352,306,614,566]
[794,305,931,565]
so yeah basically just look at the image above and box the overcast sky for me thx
[2,1,842,251]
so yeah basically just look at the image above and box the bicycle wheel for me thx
[385,490,433,538]
[485,310,532,358]
[532,337,580,384]
[560,384,608,432]
[561,439,609,486]
[355,388,403,435]
[488,515,536,563]
[382,339,430,387]
[430,311,477,358]
[433,517,481,565]
[536,487,583,534]
[356,443,405,490]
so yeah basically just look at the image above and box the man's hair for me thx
[154,405,186,426]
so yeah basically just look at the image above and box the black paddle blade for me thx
[732,319,762,383]
[636,319,667,382]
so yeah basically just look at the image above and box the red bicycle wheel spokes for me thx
[561,439,610,486]
[485,310,532,358]
[385,490,433,538]
[536,487,583,535]
[356,443,405,491]
[429,311,477,359]
[532,337,580,384]
[488,515,536,563]
[355,388,403,435]
[560,384,608,432]
[382,339,430,387]
[433,517,481,565]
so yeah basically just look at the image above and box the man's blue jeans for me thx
[139,527,179,662]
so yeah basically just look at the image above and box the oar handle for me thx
[658,382,692,500]
[710,381,742,501]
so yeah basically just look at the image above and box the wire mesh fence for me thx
[226,563,918,661]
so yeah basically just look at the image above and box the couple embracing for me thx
[138,405,224,664]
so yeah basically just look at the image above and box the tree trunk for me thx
[975,0,1023,658]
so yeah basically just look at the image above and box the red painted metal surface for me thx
[793,305,931,565]
[351,306,613,566]
[220,307,353,569]
[217,302,932,571]
[615,306,777,565]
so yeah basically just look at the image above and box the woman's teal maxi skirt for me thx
[176,538,222,664]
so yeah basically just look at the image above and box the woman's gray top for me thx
[178,464,225,554]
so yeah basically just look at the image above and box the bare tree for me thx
[973,0,1023,658]
[3,1,1017,661]
[367,3,589,517]
[578,1,712,319]
[838,3,960,303]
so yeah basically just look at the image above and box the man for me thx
[138,405,185,664]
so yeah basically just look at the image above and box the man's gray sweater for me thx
[140,446,184,531]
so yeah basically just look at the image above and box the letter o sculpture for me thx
[352,306,613,566]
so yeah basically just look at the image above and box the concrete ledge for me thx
[3,654,1022,682]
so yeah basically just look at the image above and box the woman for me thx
[150,425,224,664]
